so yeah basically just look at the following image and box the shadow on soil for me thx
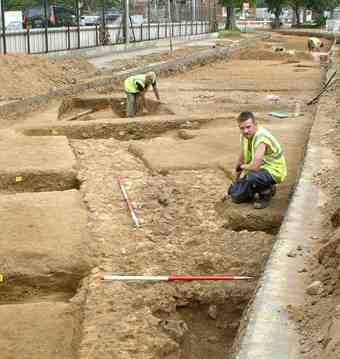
[154,298,247,359]
[0,273,80,305]
[58,95,174,120]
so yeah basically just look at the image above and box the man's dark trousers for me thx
[228,170,276,203]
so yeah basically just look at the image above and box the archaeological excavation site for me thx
[1,31,340,359]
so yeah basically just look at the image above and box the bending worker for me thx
[308,37,324,52]
[124,71,160,117]
[226,111,287,209]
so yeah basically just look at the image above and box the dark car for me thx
[23,5,76,28]
[103,8,120,24]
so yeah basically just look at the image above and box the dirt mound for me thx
[0,54,96,100]
[110,47,208,71]
[229,47,313,63]
[230,48,295,61]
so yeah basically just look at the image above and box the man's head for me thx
[237,112,257,139]
[145,71,156,85]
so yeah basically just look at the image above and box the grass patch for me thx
[218,29,242,38]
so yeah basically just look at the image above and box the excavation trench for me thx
[73,34,325,359]
[0,274,79,305]
[154,298,247,359]
[0,33,328,359]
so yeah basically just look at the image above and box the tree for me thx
[305,0,340,18]
[217,0,240,30]
[264,0,288,27]
[287,0,304,25]
[218,0,256,30]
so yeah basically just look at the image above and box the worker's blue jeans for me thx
[126,92,137,117]
[228,170,276,203]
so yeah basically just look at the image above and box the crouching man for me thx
[227,111,287,209]
[308,37,324,52]
[124,71,160,118]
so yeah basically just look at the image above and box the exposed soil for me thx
[0,39,239,103]
[109,46,213,71]
[0,32,338,359]
[0,54,97,100]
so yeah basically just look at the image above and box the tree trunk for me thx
[273,10,281,28]
[225,6,235,30]
[294,7,300,26]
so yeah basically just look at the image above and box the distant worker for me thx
[124,71,160,117]
[226,111,287,209]
[308,37,324,52]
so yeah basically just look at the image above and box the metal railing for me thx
[0,20,210,54]
[0,0,217,54]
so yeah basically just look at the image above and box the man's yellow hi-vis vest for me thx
[124,74,147,93]
[309,37,322,48]
[241,126,287,183]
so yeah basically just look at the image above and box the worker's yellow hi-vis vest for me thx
[124,74,147,93]
[241,126,287,183]
[309,37,322,48]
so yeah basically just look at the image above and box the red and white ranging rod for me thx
[101,275,253,282]
[117,176,141,228]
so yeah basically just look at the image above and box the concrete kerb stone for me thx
[0,34,265,120]
[230,40,338,359]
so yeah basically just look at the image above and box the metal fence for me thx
[326,19,340,32]
[0,0,217,54]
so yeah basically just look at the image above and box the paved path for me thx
[86,33,223,70]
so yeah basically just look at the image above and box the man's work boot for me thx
[270,185,277,198]
[253,190,272,210]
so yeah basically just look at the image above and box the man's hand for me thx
[233,170,241,181]
[240,143,266,172]
[235,164,242,173]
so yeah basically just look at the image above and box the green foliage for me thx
[218,29,241,37]
[305,0,340,13]
[315,14,328,26]
[217,0,242,7]
[264,0,288,16]
[217,0,257,8]
[264,0,288,27]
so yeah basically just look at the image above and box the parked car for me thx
[130,15,144,25]
[80,15,101,26]
[103,8,120,24]
[23,5,76,28]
